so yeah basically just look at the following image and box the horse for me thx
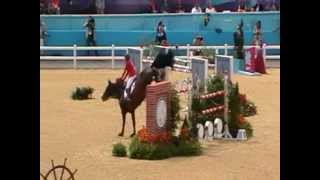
[101,50,175,137]
[101,67,157,137]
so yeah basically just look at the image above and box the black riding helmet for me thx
[124,54,130,60]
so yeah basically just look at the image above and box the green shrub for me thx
[128,137,170,160]
[169,88,181,135]
[148,144,172,160]
[171,140,202,156]
[206,75,224,93]
[128,137,201,160]
[71,86,94,100]
[112,143,127,157]
[241,100,257,117]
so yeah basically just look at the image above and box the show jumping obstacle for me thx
[195,75,233,140]
[140,46,237,140]
[174,74,232,140]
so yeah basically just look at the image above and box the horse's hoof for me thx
[118,132,124,136]
[130,133,136,137]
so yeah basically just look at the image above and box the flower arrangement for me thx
[237,114,246,124]
[243,100,257,117]
[179,128,190,141]
[137,127,172,144]
[239,93,258,117]
[239,94,247,104]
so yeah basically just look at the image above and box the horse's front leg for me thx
[119,111,126,136]
[160,68,166,81]
[130,111,136,137]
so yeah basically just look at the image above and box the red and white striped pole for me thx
[222,75,232,139]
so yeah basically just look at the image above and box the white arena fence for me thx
[40,44,280,69]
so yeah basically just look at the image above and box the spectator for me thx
[88,0,97,14]
[253,3,264,12]
[253,20,263,46]
[205,4,216,13]
[192,35,204,46]
[160,0,168,13]
[237,5,245,12]
[47,1,60,14]
[191,4,202,13]
[176,6,185,13]
[40,2,46,14]
[233,20,244,59]
[83,16,98,56]
[177,9,185,13]
[40,19,48,55]
[51,0,61,14]
[155,21,167,45]
[160,40,169,46]
[252,38,266,74]
[270,3,279,11]
[150,0,157,13]
[96,0,105,14]
[192,35,204,56]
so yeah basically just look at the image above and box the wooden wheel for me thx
[40,158,77,180]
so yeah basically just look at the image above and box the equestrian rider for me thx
[151,50,174,81]
[121,54,136,101]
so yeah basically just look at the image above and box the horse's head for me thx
[101,79,124,101]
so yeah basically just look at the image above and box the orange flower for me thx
[237,114,246,124]
[239,94,247,104]
[137,127,172,143]
[181,128,189,136]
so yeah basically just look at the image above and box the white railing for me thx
[152,44,280,60]
[40,44,134,69]
[40,44,280,69]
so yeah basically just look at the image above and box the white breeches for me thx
[124,75,136,98]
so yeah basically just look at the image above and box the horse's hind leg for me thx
[130,111,136,137]
[118,111,126,136]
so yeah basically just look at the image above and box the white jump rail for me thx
[40,56,123,60]
[40,44,280,69]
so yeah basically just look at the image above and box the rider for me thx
[121,54,137,101]
[151,50,174,81]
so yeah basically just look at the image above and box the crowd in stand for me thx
[40,0,61,14]
[40,0,280,15]
[41,15,264,58]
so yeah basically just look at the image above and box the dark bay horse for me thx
[101,50,175,137]
[101,67,156,137]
